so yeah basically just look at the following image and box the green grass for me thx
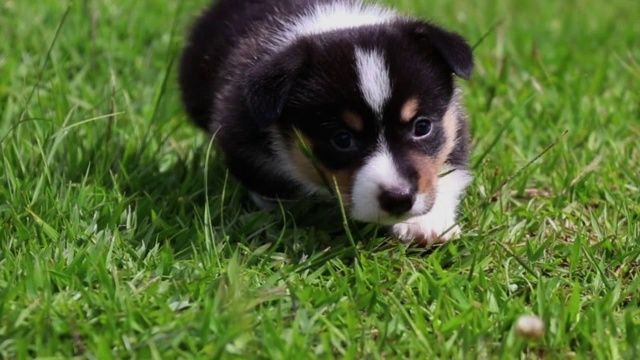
[1,0,639,358]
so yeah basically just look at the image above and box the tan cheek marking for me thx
[400,97,420,123]
[343,111,364,132]
[288,135,355,203]
[410,153,438,196]
[409,103,460,199]
[289,135,324,185]
[323,168,355,204]
[438,104,460,165]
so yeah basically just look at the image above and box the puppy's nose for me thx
[378,186,415,216]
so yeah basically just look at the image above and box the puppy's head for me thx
[244,20,473,224]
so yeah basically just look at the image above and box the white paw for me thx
[392,214,461,246]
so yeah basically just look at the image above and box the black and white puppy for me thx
[179,0,474,245]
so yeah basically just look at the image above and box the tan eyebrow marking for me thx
[400,97,420,123]
[343,110,364,132]
[438,104,459,165]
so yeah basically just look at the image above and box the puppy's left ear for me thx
[404,21,474,80]
[244,41,308,128]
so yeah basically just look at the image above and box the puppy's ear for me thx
[404,21,474,80]
[244,42,308,128]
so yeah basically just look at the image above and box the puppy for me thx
[179,0,474,245]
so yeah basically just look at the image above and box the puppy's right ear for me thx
[245,42,308,128]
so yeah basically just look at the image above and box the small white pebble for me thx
[508,283,519,293]
[515,315,545,340]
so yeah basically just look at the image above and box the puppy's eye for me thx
[331,130,356,151]
[413,117,432,138]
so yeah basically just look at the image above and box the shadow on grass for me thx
[59,130,383,263]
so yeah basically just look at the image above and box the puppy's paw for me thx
[392,214,461,246]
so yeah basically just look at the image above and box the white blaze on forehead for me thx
[270,1,396,115]
[276,1,398,46]
[355,47,392,116]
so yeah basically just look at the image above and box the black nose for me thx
[378,186,415,216]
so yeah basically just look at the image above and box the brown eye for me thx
[413,117,432,138]
[331,130,356,151]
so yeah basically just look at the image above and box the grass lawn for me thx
[1,0,639,358]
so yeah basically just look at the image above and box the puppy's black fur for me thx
[179,0,474,242]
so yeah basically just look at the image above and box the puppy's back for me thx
[179,0,335,129]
